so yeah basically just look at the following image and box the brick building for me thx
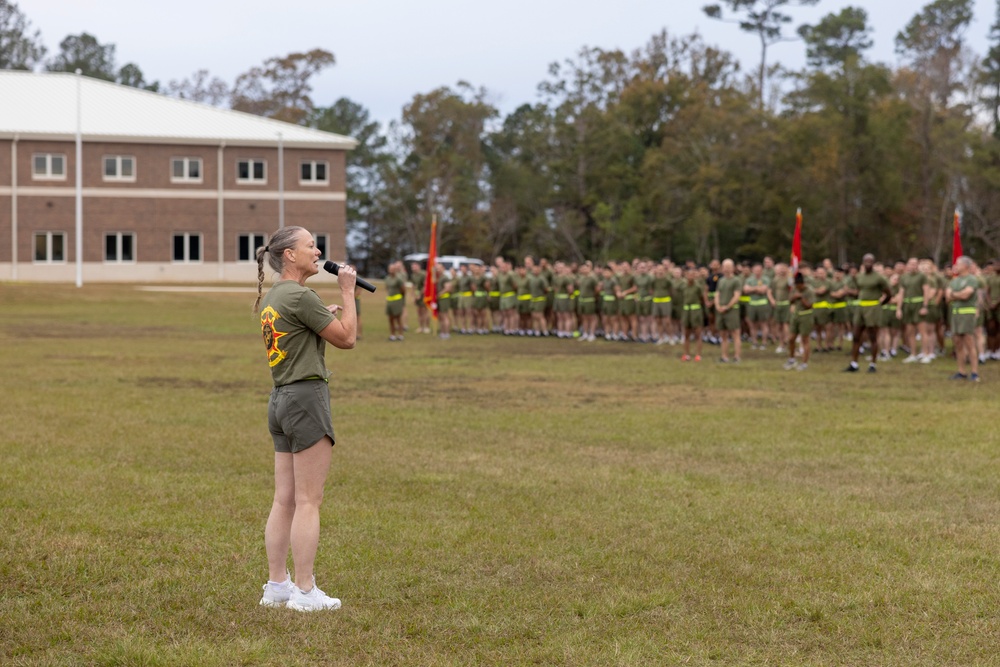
[0,71,355,283]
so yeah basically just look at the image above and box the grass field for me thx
[1,281,998,666]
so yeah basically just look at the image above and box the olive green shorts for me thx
[577,298,596,316]
[268,380,335,454]
[813,307,831,327]
[716,307,740,331]
[747,303,771,323]
[831,305,848,324]
[855,306,881,329]
[554,296,573,313]
[773,304,790,324]
[602,298,619,316]
[902,303,922,325]
[951,311,977,336]
[386,299,404,317]
[682,308,703,330]
[638,298,653,316]
[790,314,814,337]
[620,298,637,316]
[652,301,672,318]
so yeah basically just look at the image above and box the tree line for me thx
[3,0,1000,273]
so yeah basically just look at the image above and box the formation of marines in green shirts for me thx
[382,254,1000,381]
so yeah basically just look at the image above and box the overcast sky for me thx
[18,0,1000,127]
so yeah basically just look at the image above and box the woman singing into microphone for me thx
[252,226,357,611]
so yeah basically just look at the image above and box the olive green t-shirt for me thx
[681,281,704,307]
[259,280,335,387]
[771,278,790,303]
[716,276,742,309]
[384,274,406,297]
[899,272,926,301]
[578,274,598,299]
[854,271,890,302]
[411,269,425,294]
[792,287,815,314]
[652,276,672,298]
[949,274,979,309]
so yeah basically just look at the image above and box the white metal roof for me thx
[0,71,357,149]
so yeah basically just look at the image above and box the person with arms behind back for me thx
[253,226,357,612]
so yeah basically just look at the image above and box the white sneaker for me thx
[287,577,341,612]
[259,573,292,608]
[920,354,934,364]
[783,358,796,370]
[902,355,919,364]
[774,346,785,354]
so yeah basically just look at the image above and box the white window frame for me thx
[104,232,136,264]
[299,160,329,185]
[34,231,67,263]
[103,155,136,182]
[171,233,203,263]
[313,233,329,260]
[170,157,203,184]
[236,158,267,184]
[237,233,267,262]
[32,153,67,181]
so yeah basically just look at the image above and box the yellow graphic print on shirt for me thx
[260,306,287,367]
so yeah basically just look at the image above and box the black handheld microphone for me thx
[323,260,377,293]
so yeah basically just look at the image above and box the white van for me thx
[403,253,485,273]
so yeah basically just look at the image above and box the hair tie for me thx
[263,245,270,252]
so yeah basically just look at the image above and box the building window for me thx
[238,233,267,262]
[103,155,136,181]
[236,158,266,183]
[105,232,135,263]
[172,233,202,263]
[171,157,202,183]
[34,232,66,263]
[300,160,329,184]
[32,154,66,180]
[314,233,328,259]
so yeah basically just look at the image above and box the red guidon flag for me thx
[791,208,802,275]
[952,208,963,265]
[423,215,439,319]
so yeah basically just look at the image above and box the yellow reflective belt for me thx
[684,304,701,310]
[386,294,403,301]
[653,296,672,303]
[440,292,451,298]
[556,294,570,299]
[905,296,923,303]
[602,295,617,301]
[739,296,751,303]
[460,291,473,297]
[474,291,486,297]
[796,309,813,315]
[517,294,531,301]
[624,294,636,300]
[532,296,546,302]
[488,291,500,297]
[578,297,595,303]
[501,291,515,297]
[832,302,847,309]
[750,298,768,306]
[860,300,880,307]
[955,307,978,315]
[813,301,829,309]
[776,300,790,306]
